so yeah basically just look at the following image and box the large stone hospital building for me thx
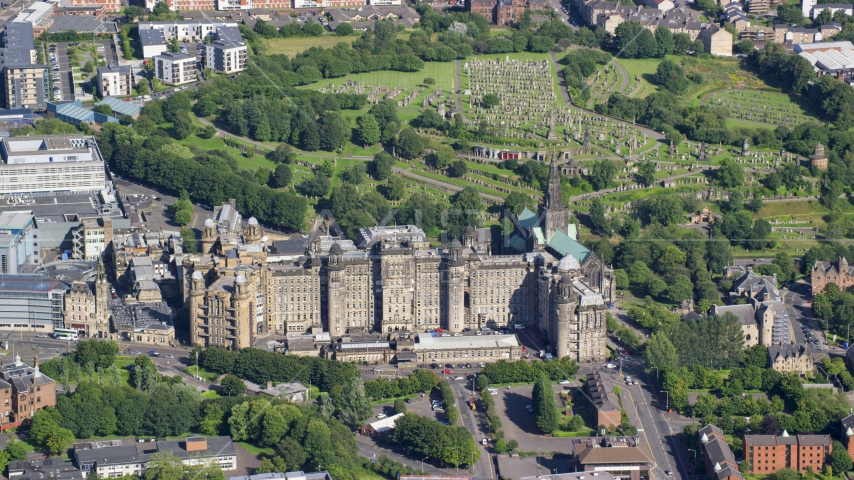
[184,156,615,363]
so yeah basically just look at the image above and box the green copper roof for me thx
[517,207,538,231]
[567,224,578,241]
[548,229,590,262]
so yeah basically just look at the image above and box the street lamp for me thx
[421,456,428,473]
[660,390,669,410]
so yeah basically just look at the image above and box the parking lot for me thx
[374,390,458,425]
[48,40,120,102]
[492,384,580,452]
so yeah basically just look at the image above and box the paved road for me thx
[784,280,827,358]
[619,357,694,480]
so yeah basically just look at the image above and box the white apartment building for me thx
[0,136,107,195]
[153,52,197,85]
[137,20,239,42]
[96,65,134,97]
[204,40,246,73]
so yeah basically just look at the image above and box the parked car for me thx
[376,413,387,419]
[606,363,616,369]
[35,334,48,338]
[558,379,570,385]
[131,350,141,355]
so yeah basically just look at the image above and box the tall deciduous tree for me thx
[589,198,611,236]
[356,114,381,147]
[331,376,373,429]
[532,375,559,433]
[643,333,679,374]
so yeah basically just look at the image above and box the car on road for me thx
[454,376,464,381]
[665,470,672,476]
[164,354,174,359]
[625,376,632,381]
[558,379,570,385]
[606,302,614,308]
[131,351,141,355]
[482,438,488,445]
[372,368,384,373]
[376,413,387,419]
[36,334,48,338]
[606,363,616,368]
[443,369,452,374]
[148,350,159,356]
[430,363,439,369]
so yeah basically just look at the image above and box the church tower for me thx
[541,152,570,243]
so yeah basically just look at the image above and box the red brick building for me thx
[0,355,56,429]
[466,0,546,25]
[744,432,832,474]
[840,413,854,461]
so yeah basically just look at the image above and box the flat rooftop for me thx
[413,333,520,350]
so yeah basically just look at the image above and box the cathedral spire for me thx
[545,151,563,210]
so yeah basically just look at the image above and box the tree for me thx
[385,175,406,201]
[587,160,617,191]
[654,59,690,95]
[370,152,395,180]
[655,26,674,57]
[532,375,559,433]
[276,438,306,470]
[270,164,292,188]
[643,333,678,374]
[504,191,536,216]
[636,160,657,187]
[129,355,158,391]
[667,275,694,303]
[340,163,366,185]
[717,158,745,189]
[356,114,381,147]
[336,23,354,36]
[171,113,193,140]
[332,376,373,429]
[92,103,111,116]
[174,210,192,226]
[220,374,246,397]
[393,399,407,414]
[831,440,852,474]
[5,441,27,461]
[738,462,751,475]
[46,428,75,456]
[423,78,435,86]
[267,144,295,164]
[447,160,468,178]
[481,94,500,108]
[396,128,425,159]
[589,198,611,236]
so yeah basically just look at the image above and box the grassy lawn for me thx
[615,58,661,99]
[201,390,221,399]
[237,442,276,456]
[187,365,220,382]
[262,35,362,57]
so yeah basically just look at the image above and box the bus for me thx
[53,328,78,340]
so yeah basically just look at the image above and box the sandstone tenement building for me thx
[811,257,854,295]
[184,156,614,363]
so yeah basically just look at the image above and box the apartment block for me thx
[153,52,197,86]
[96,65,134,97]
[203,40,246,73]
[744,433,832,474]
